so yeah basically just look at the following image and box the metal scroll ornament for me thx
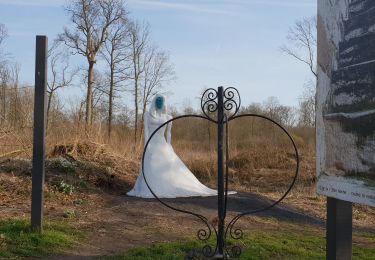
[141,86,299,259]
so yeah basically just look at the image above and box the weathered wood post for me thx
[31,35,48,231]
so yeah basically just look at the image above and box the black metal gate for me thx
[141,86,299,259]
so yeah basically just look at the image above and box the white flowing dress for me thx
[127,111,217,198]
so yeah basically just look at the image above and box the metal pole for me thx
[326,197,352,260]
[31,36,48,232]
[217,86,225,257]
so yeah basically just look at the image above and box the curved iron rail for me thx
[141,114,218,257]
[224,113,299,258]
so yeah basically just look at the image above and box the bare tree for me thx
[0,23,7,53]
[298,80,315,127]
[0,24,8,124]
[0,64,9,125]
[263,96,281,120]
[0,24,9,124]
[101,17,130,140]
[281,16,317,79]
[7,63,21,129]
[116,104,133,131]
[277,105,297,127]
[281,16,317,127]
[140,47,174,138]
[59,0,126,130]
[0,23,7,64]
[263,96,297,127]
[128,21,150,146]
[92,70,108,112]
[47,45,78,130]
[79,68,108,125]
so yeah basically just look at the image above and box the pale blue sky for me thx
[0,0,317,109]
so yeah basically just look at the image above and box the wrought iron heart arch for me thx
[141,87,299,259]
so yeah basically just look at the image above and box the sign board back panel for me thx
[317,0,375,207]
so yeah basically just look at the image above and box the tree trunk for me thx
[140,101,147,143]
[134,76,138,147]
[86,61,94,131]
[207,120,211,152]
[12,83,18,129]
[108,67,114,141]
[1,83,5,125]
[140,80,147,144]
[46,91,53,133]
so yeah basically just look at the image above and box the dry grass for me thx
[0,119,374,228]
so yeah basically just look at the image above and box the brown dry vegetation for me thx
[1,114,374,226]
[1,112,375,257]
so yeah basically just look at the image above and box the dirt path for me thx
[44,191,326,259]
[1,160,373,259]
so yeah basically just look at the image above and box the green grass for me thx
[108,230,375,260]
[1,220,373,259]
[0,219,82,258]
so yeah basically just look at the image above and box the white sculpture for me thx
[127,94,217,198]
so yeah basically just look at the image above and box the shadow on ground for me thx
[129,191,324,226]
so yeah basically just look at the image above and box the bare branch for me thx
[281,16,317,79]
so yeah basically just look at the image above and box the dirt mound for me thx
[0,158,32,176]
[50,142,139,193]
[0,142,139,197]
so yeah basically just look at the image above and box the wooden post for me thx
[31,36,48,232]
[326,197,352,260]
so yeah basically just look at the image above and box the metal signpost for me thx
[216,87,225,255]
[31,35,48,231]
[326,198,352,260]
[141,86,299,258]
